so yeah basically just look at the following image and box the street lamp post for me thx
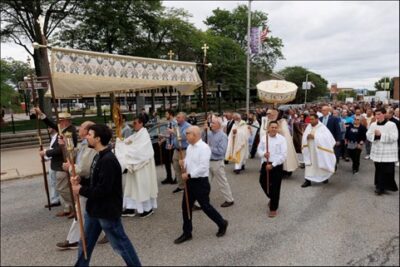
[217,81,222,115]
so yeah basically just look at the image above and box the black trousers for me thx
[259,162,284,211]
[347,148,361,171]
[374,162,398,192]
[340,139,348,159]
[182,177,225,235]
[162,147,174,180]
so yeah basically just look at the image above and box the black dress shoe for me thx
[192,205,202,211]
[172,187,184,194]
[45,202,61,208]
[375,188,384,195]
[216,220,228,237]
[323,179,329,184]
[220,201,234,208]
[174,233,192,244]
[171,179,178,184]
[234,169,241,174]
[241,165,245,171]
[301,180,311,188]
[161,178,173,184]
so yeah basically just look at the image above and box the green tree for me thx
[374,77,394,91]
[53,0,163,54]
[0,58,31,110]
[1,0,79,114]
[278,66,329,103]
[204,5,284,73]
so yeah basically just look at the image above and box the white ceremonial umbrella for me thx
[256,80,298,104]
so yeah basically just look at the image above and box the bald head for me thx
[186,126,201,144]
[79,121,95,139]
[321,105,331,117]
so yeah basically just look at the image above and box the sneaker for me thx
[364,155,370,160]
[352,170,358,175]
[56,240,78,250]
[139,209,154,218]
[396,162,399,167]
[122,209,135,217]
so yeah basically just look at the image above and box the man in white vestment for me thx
[116,117,158,218]
[301,114,336,188]
[225,113,250,174]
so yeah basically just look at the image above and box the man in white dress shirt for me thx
[257,121,287,218]
[174,126,228,244]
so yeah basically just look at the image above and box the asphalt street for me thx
[1,154,399,266]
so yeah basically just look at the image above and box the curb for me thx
[0,171,43,182]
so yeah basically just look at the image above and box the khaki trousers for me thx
[56,171,73,212]
[173,150,186,189]
[209,160,234,202]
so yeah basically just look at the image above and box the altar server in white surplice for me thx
[301,114,336,188]
[116,117,158,218]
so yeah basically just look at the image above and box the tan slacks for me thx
[173,149,186,189]
[209,160,234,202]
[56,171,73,212]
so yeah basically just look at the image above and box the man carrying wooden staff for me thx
[35,107,77,218]
[257,121,287,218]
[174,126,228,244]
[71,124,142,266]
[55,121,97,251]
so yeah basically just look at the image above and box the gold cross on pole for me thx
[201,43,209,58]
[167,50,175,60]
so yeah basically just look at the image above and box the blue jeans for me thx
[48,168,60,204]
[75,212,141,266]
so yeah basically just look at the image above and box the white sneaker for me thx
[396,162,399,167]
[364,155,370,160]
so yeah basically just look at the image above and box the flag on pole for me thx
[260,26,269,43]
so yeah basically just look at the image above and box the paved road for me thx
[1,155,399,266]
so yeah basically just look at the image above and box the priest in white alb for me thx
[301,113,336,188]
[225,113,250,174]
[115,117,158,218]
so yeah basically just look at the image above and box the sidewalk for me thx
[0,147,48,180]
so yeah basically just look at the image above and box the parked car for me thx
[147,121,169,166]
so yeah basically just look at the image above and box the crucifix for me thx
[167,50,175,60]
[201,43,209,59]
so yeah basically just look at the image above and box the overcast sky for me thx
[1,1,399,90]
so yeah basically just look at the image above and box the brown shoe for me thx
[97,235,109,244]
[56,211,70,217]
[268,210,277,218]
[67,212,76,219]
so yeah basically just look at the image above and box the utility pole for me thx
[246,0,252,115]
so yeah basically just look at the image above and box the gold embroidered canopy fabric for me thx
[50,47,202,98]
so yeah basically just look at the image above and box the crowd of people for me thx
[31,99,399,266]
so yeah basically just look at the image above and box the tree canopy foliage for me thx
[1,0,286,108]
[0,58,31,110]
[278,66,329,103]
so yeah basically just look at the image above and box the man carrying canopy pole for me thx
[28,56,51,211]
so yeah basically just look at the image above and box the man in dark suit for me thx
[319,105,341,177]
[35,107,77,218]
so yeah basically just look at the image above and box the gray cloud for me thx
[2,1,398,90]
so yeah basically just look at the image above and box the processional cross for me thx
[201,43,209,59]
[168,50,175,60]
